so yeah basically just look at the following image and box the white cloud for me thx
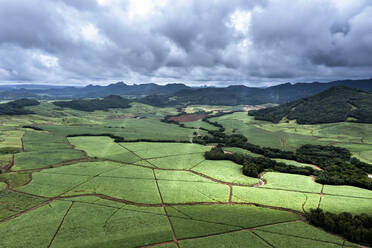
[228,10,252,35]
[0,0,371,86]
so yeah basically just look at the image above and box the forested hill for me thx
[53,95,131,112]
[249,86,372,124]
[0,99,40,115]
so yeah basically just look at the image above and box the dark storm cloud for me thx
[0,0,371,86]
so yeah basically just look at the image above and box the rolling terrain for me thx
[0,91,371,247]
[1,78,372,105]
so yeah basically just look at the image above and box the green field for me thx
[0,102,370,247]
[210,112,372,161]
[13,149,86,170]
[223,147,263,157]
[273,158,319,169]
[192,160,258,185]
[262,172,322,193]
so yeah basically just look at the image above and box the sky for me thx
[0,0,371,86]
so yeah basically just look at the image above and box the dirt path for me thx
[141,219,300,248]
[21,136,24,152]
[256,229,349,247]
[13,157,91,173]
[308,164,323,171]
[153,169,180,248]
[117,143,159,169]
[143,152,205,161]
[140,241,176,248]
[47,201,74,248]
[60,193,163,207]
[255,172,266,187]
[0,154,15,173]
[66,138,88,158]
[0,198,55,224]
[188,170,256,187]
[188,159,205,170]
[317,185,324,209]
[9,154,14,171]
[228,185,233,203]
[302,194,308,213]
[251,232,275,247]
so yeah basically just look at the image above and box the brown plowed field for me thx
[169,114,207,122]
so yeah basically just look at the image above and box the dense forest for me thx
[196,131,372,189]
[249,86,372,124]
[307,209,372,246]
[0,98,39,115]
[205,147,318,177]
[53,95,131,112]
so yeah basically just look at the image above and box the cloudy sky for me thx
[0,0,371,86]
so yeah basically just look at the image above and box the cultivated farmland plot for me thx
[0,104,369,247]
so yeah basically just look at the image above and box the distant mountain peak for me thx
[108,81,127,87]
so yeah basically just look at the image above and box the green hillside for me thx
[0,99,39,115]
[249,86,372,124]
[53,95,131,112]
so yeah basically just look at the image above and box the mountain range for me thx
[0,78,371,105]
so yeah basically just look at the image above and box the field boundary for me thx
[47,201,74,248]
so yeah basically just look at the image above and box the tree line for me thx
[196,131,372,189]
[307,208,372,246]
[205,147,318,177]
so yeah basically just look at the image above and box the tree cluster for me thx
[198,131,372,189]
[296,145,372,189]
[53,95,131,112]
[307,208,372,246]
[205,147,318,177]
[22,125,44,131]
[194,132,295,160]
[295,145,351,168]
[67,133,125,143]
